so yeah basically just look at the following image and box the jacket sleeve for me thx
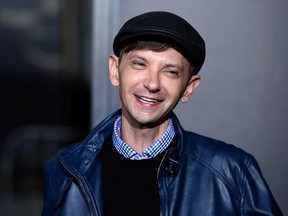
[42,163,57,216]
[241,157,283,215]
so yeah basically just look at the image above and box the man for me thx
[42,11,282,215]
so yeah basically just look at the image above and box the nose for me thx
[143,71,161,93]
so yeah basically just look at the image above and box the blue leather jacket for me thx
[42,110,282,215]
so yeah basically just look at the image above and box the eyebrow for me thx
[163,63,183,70]
[127,53,185,70]
[127,53,146,61]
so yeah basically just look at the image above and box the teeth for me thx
[139,96,157,103]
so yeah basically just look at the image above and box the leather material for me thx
[42,110,282,216]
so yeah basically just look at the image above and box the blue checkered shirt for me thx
[112,116,175,160]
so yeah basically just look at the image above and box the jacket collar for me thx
[59,110,121,175]
[60,109,185,176]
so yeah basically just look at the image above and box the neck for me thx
[120,117,170,153]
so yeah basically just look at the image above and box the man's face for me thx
[109,47,200,128]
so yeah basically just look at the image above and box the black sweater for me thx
[101,137,166,216]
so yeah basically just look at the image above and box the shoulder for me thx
[185,131,253,164]
[183,131,257,188]
[172,113,256,187]
[44,145,75,187]
[172,113,254,170]
[44,110,121,175]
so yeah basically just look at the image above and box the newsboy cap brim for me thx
[113,11,206,74]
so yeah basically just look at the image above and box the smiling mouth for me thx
[136,95,159,104]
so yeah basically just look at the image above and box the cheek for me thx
[119,71,144,89]
[118,74,137,98]
[165,80,185,96]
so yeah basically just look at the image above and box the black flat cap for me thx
[113,11,206,74]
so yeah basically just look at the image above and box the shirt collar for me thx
[112,116,175,160]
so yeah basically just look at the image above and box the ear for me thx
[180,74,201,103]
[109,54,120,86]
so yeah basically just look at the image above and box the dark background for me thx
[0,0,92,215]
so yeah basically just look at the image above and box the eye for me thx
[165,70,181,78]
[131,60,146,69]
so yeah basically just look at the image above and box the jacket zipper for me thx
[60,158,99,216]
